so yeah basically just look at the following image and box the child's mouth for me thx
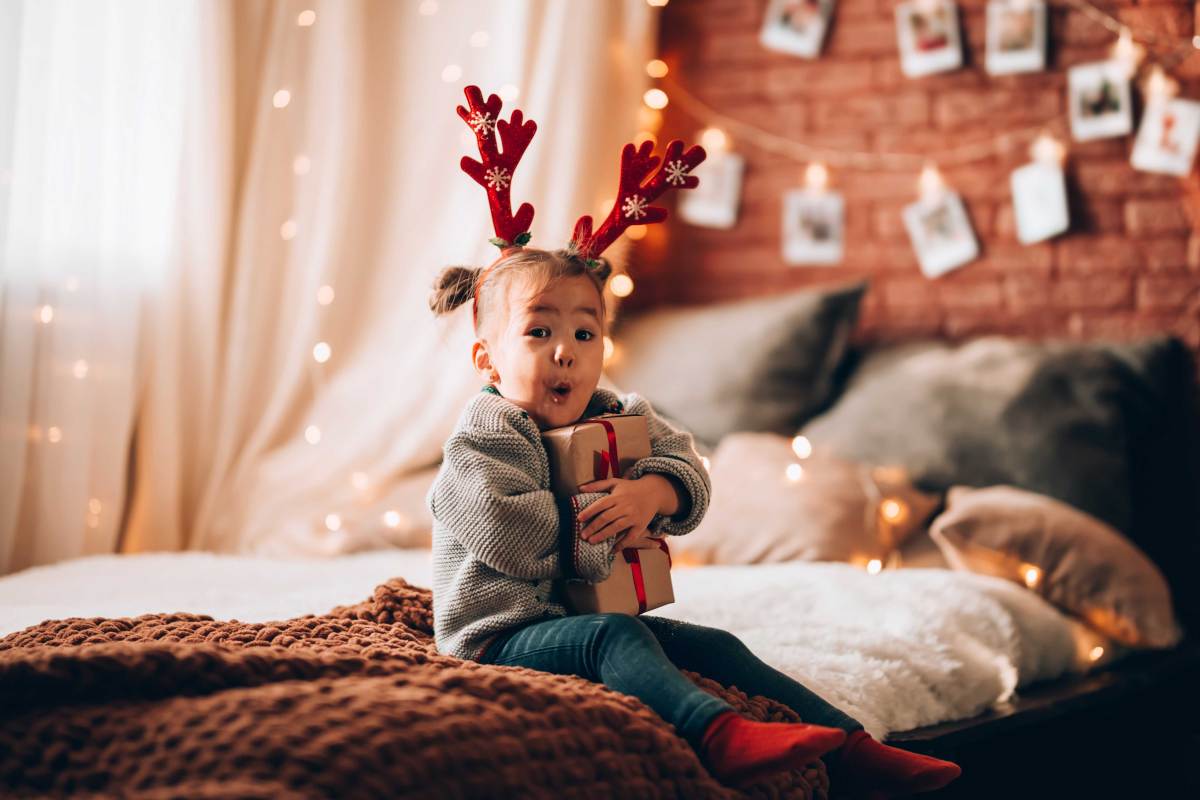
[549,382,572,403]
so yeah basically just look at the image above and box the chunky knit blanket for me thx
[0,578,826,799]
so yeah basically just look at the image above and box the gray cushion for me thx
[605,283,865,448]
[799,335,1200,629]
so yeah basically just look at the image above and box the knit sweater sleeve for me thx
[430,426,619,582]
[618,392,712,536]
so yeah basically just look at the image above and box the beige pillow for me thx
[675,433,941,567]
[929,485,1182,648]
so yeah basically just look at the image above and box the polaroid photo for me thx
[1068,61,1133,141]
[678,152,745,230]
[1010,161,1069,244]
[782,189,844,265]
[986,0,1046,75]
[902,191,979,278]
[1130,98,1200,177]
[760,0,835,59]
[895,0,963,78]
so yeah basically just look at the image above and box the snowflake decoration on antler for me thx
[467,110,497,138]
[622,194,648,220]
[484,167,511,190]
[664,160,691,186]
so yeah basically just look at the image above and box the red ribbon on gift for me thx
[622,540,672,614]
[591,418,620,480]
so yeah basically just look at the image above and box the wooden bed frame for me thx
[886,638,1200,798]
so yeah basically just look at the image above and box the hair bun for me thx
[429,265,482,315]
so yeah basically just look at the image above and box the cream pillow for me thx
[674,433,940,567]
[929,485,1182,648]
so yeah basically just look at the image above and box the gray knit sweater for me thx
[428,386,711,661]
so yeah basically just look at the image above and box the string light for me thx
[418,0,438,15]
[785,463,804,482]
[643,88,669,110]
[441,64,462,83]
[72,360,88,379]
[88,498,101,514]
[646,59,669,78]
[625,224,648,241]
[38,305,54,324]
[296,9,315,27]
[609,273,634,298]
[791,435,812,459]
[272,89,291,109]
[602,335,615,363]
[324,513,342,531]
[1144,65,1178,100]
[880,498,908,524]
[1089,645,1105,661]
[1111,27,1145,78]
[700,456,711,471]
[280,219,297,240]
[1030,131,1066,165]
[312,342,331,363]
[647,0,669,6]
[293,155,311,175]
[316,285,334,305]
[1022,565,1042,590]
[918,163,945,201]
[699,126,729,153]
[866,559,883,575]
[804,162,829,193]
[499,84,520,102]
[305,425,321,444]
[383,510,403,528]
[47,426,62,443]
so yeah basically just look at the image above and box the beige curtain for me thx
[122,0,655,558]
[0,0,655,573]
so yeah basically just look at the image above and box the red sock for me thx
[837,730,961,796]
[699,710,847,784]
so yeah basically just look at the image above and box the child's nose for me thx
[554,342,574,367]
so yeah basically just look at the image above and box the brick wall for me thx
[627,0,1200,356]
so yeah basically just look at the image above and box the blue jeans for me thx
[478,613,863,752]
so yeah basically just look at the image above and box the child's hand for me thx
[576,476,667,544]
[613,526,660,550]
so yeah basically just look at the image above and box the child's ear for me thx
[471,339,494,379]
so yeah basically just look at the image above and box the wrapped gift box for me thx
[541,414,674,615]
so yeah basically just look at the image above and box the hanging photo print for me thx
[985,0,1046,76]
[782,188,844,265]
[1130,98,1200,177]
[1011,161,1069,244]
[903,191,979,278]
[895,0,964,78]
[679,151,745,229]
[760,0,835,59]
[1067,61,1133,141]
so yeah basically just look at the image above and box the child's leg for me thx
[637,615,863,732]
[479,612,735,750]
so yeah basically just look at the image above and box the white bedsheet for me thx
[0,551,1109,738]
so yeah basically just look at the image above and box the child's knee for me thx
[589,612,653,643]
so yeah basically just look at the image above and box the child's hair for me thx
[429,247,613,332]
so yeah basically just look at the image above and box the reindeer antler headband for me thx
[457,85,706,326]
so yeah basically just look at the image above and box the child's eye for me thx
[576,330,595,341]
[527,327,549,338]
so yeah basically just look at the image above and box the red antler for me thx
[570,138,706,261]
[457,85,537,249]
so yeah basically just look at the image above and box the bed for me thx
[2,548,1183,798]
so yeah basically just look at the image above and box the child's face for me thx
[473,274,605,430]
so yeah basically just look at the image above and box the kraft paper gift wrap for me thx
[542,414,674,615]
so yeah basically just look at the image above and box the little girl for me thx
[425,246,962,796]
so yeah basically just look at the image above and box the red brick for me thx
[1140,239,1191,273]
[763,61,874,98]
[936,279,1005,309]
[934,89,1061,129]
[811,92,931,131]
[1052,278,1135,310]
[881,277,939,308]
[1136,277,1200,311]
[1074,161,1183,197]
[1190,235,1200,271]
[1057,236,1141,274]
[1005,277,1053,314]
[826,20,897,57]
[1125,200,1192,236]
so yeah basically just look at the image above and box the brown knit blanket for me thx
[0,578,826,799]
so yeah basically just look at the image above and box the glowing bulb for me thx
[280,219,297,240]
[602,335,615,362]
[646,59,669,78]
[312,342,332,363]
[469,31,490,47]
[1111,28,1144,78]
[316,285,335,305]
[1144,65,1177,100]
[351,471,369,491]
[866,559,883,575]
[804,162,829,192]
[72,360,88,379]
[47,426,62,443]
[700,456,711,471]
[785,463,804,482]
[643,88,669,110]
[383,510,402,528]
[1030,132,1065,165]
[699,127,729,153]
[918,163,944,200]
[647,0,669,6]
[626,225,648,241]
[305,425,322,444]
[880,498,908,523]
[1194,35,1200,49]
[297,9,315,26]
[325,513,342,531]
[791,435,812,459]
[1089,645,1105,661]
[441,64,462,83]
[418,0,438,15]
[1023,565,1042,589]
[293,155,311,175]
[38,305,54,324]
[499,84,520,102]
[609,274,634,298]
[88,498,101,514]
[273,89,291,109]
